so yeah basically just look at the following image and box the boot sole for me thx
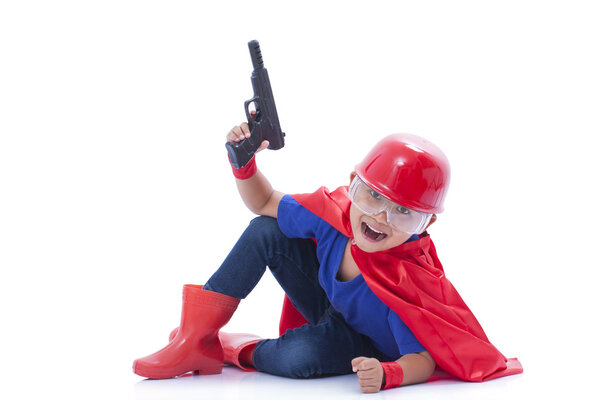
[133,361,222,379]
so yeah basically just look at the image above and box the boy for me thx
[133,124,521,393]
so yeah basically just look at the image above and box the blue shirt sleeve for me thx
[387,310,427,356]
[277,194,325,240]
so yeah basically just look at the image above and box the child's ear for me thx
[349,171,357,185]
[425,214,437,230]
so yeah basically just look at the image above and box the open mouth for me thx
[361,222,388,242]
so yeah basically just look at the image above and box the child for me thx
[133,124,521,393]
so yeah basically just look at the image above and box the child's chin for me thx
[354,236,387,253]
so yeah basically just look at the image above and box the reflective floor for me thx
[130,363,551,400]
[4,356,591,400]
[132,366,522,400]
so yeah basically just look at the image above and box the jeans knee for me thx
[247,216,284,242]
[249,215,278,228]
[254,338,324,378]
[285,343,324,378]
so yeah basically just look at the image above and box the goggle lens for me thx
[348,177,432,234]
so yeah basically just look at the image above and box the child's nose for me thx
[373,210,389,225]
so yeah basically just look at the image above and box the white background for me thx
[1,1,599,399]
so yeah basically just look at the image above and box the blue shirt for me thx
[277,194,426,358]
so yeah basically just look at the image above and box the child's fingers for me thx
[359,380,378,389]
[357,369,377,379]
[354,358,384,393]
[227,123,250,142]
[227,126,242,142]
[256,140,270,153]
[359,358,379,372]
[240,122,250,137]
[359,382,381,394]
[351,357,368,372]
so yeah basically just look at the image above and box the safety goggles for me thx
[348,177,433,234]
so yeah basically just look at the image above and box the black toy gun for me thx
[226,40,285,168]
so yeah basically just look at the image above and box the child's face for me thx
[349,203,414,253]
[347,172,436,253]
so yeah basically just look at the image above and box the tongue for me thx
[363,223,383,240]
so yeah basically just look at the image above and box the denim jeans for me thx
[205,216,391,378]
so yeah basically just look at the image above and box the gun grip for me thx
[226,138,257,169]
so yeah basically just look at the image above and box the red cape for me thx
[278,186,522,382]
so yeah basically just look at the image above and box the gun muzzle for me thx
[248,40,264,70]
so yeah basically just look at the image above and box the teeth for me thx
[366,223,383,234]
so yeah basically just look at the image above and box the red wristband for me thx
[381,362,404,389]
[229,154,257,180]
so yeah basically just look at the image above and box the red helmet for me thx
[355,133,450,214]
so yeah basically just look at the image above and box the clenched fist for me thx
[351,357,384,393]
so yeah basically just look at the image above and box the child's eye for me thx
[396,206,410,215]
[369,190,382,200]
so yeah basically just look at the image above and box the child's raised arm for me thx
[227,122,284,218]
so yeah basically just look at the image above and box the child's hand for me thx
[226,122,269,153]
[351,357,384,393]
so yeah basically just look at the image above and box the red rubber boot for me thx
[167,329,262,372]
[219,332,262,372]
[133,284,240,379]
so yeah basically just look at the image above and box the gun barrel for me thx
[248,40,264,70]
